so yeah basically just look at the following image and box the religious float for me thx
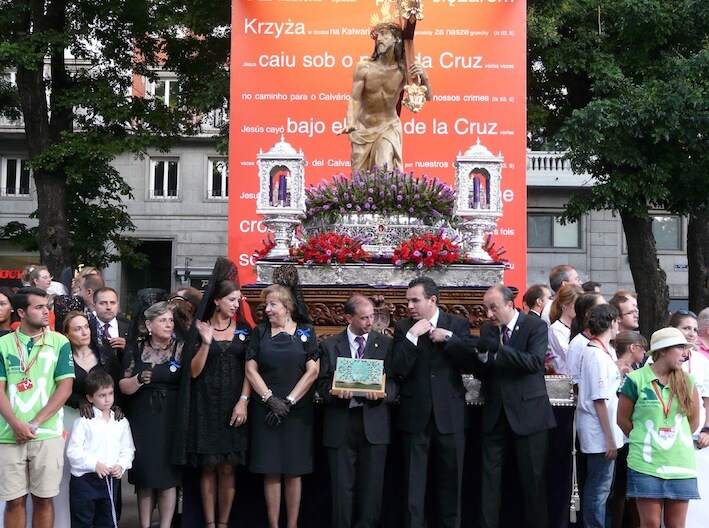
[243,135,574,408]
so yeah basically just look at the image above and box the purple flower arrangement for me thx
[304,166,456,226]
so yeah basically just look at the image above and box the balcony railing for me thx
[526,151,594,187]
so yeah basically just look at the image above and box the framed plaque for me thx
[332,357,386,398]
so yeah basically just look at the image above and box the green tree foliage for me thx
[528,0,709,333]
[0,0,229,273]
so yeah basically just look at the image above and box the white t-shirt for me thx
[567,332,590,384]
[548,320,571,374]
[576,342,625,454]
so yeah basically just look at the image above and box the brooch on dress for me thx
[296,328,312,343]
[234,328,250,342]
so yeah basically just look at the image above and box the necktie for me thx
[355,335,366,359]
[502,326,511,345]
[103,323,111,340]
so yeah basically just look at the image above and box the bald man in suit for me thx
[317,295,397,528]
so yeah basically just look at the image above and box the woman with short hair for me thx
[120,296,184,528]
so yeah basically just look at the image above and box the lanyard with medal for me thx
[13,329,46,392]
[651,380,676,439]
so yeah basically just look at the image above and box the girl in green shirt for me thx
[617,327,701,528]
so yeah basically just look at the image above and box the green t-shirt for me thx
[619,364,696,479]
[0,329,75,443]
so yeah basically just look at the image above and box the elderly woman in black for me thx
[246,283,319,528]
[120,299,184,528]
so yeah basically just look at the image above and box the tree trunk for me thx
[13,0,74,276]
[687,210,709,312]
[620,211,669,339]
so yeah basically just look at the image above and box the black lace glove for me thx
[266,395,290,417]
[265,409,282,426]
[78,399,93,419]
[112,405,125,421]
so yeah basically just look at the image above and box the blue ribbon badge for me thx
[234,328,250,342]
[296,328,312,343]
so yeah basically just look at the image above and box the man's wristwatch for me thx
[28,420,38,433]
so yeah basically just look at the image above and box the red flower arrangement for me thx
[290,232,369,266]
[253,236,276,261]
[392,232,461,270]
[482,233,508,264]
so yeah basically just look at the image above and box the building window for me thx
[528,213,580,248]
[150,159,179,199]
[1,158,31,196]
[652,215,682,251]
[147,78,179,108]
[207,158,228,199]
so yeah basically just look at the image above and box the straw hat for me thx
[647,327,690,355]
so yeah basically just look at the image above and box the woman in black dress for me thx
[246,284,319,528]
[189,280,251,528]
[119,300,183,528]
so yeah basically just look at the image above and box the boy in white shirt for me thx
[66,371,135,528]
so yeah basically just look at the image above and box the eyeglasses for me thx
[622,309,639,316]
[677,309,697,318]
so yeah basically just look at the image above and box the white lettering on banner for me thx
[502,189,515,202]
[239,254,258,267]
[439,53,483,69]
[403,118,427,134]
[259,54,296,68]
[239,220,268,234]
[454,119,498,135]
[255,93,288,101]
[303,53,336,68]
[328,160,351,167]
[239,192,259,200]
[290,94,308,101]
[287,117,326,137]
[243,19,306,38]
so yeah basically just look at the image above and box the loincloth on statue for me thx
[349,117,403,174]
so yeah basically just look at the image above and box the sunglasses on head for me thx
[677,309,696,318]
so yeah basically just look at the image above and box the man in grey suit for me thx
[317,294,397,528]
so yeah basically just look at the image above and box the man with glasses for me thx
[0,287,74,528]
[609,291,639,333]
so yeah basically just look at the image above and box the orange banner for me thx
[229,0,527,289]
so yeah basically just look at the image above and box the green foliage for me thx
[0,0,230,268]
[528,0,709,222]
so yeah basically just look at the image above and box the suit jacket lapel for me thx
[363,332,381,359]
[335,331,351,359]
[507,311,526,346]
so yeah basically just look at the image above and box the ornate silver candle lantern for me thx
[453,139,504,262]
[256,136,306,258]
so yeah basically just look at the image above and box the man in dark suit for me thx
[317,294,397,528]
[468,284,556,528]
[392,277,472,528]
[93,287,129,365]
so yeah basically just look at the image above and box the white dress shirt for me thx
[406,308,441,346]
[66,407,135,477]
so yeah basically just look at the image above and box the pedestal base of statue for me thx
[255,260,505,288]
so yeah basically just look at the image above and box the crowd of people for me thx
[524,264,709,528]
[0,261,707,528]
